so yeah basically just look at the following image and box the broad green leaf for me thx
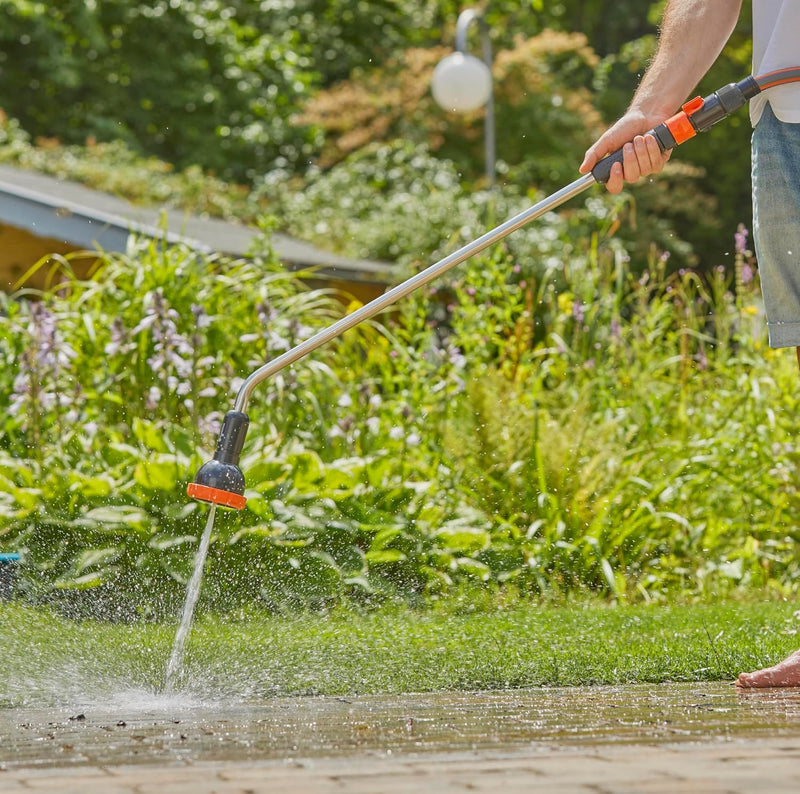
[452,557,491,580]
[289,451,323,489]
[134,455,180,491]
[435,527,491,554]
[55,572,107,590]
[7,487,41,510]
[73,547,122,574]
[369,527,404,551]
[148,534,197,550]
[69,474,113,499]
[133,417,170,453]
[84,506,149,528]
[365,549,407,564]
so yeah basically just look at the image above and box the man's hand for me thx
[579,108,673,194]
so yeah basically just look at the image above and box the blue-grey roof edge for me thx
[0,164,395,284]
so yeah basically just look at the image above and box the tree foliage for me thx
[0,0,320,180]
[0,0,757,262]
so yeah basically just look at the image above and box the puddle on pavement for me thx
[2,682,800,770]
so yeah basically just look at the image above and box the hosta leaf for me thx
[365,549,407,564]
[148,534,197,550]
[133,417,170,453]
[73,547,122,574]
[84,506,149,528]
[435,526,491,554]
[134,456,180,491]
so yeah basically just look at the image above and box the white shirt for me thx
[751,0,800,124]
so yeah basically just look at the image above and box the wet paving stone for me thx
[2,682,800,771]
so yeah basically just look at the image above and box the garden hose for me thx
[187,67,800,511]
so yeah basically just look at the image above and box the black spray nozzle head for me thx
[187,411,249,510]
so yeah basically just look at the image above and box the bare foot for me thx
[736,649,800,688]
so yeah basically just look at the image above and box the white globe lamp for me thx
[431,52,492,114]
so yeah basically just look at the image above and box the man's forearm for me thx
[580,0,744,190]
[631,0,744,117]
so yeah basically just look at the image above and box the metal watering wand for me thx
[187,68,800,511]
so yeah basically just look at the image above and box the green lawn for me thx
[2,599,799,705]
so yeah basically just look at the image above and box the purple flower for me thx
[447,344,467,369]
[571,300,586,324]
[198,411,223,439]
[338,415,355,433]
[29,303,76,371]
[433,343,466,370]
[105,318,130,356]
[695,348,708,371]
[735,224,749,256]
[136,290,194,393]
[9,303,77,426]
[191,303,212,329]
[8,372,29,419]
[167,375,192,397]
[146,386,161,410]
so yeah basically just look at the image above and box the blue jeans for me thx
[752,103,800,348]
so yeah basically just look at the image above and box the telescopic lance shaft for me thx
[234,71,789,413]
[233,172,596,413]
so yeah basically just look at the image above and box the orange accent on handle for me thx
[664,109,697,146]
[682,96,704,115]
[187,482,247,510]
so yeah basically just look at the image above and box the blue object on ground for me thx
[0,553,21,599]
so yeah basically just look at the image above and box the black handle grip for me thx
[590,123,675,184]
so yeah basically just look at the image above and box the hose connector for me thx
[187,411,249,510]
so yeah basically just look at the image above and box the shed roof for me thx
[0,164,394,286]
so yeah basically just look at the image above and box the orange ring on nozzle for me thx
[664,109,697,145]
[187,482,247,510]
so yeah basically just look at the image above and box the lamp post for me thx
[431,8,496,189]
